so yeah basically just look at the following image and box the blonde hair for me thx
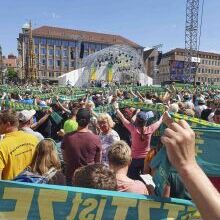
[85,101,95,109]
[97,113,115,128]
[30,139,61,175]
[108,141,131,167]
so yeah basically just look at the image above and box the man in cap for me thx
[195,98,207,118]
[61,108,102,185]
[0,110,38,180]
[19,110,44,141]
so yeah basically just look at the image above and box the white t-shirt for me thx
[195,105,207,118]
[99,129,120,164]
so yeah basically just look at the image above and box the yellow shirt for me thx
[0,130,38,180]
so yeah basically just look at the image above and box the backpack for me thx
[14,167,57,184]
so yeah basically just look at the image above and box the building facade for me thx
[144,48,220,85]
[3,54,17,69]
[17,24,143,82]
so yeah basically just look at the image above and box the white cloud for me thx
[51,12,61,19]
[43,11,61,19]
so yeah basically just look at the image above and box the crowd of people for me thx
[0,82,220,219]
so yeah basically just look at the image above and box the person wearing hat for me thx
[114,102,168,180]
[195,98,207,118]
[61,108,102,185]
[19,110,44,142]
[183,93,194,110]
[0,110,38,180]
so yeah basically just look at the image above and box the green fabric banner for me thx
[0,180,200,219]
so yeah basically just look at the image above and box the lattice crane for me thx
[184,0,200,83]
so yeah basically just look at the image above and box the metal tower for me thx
[184,0,200,83]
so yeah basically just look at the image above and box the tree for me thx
[7,67,17,80]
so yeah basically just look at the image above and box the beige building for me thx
[3,54,17,69]
[17,24,143,82]
[144,48,220,85]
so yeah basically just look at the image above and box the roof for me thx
[31,26,142,49]
[143,49,154,60]
[164,48,220,58]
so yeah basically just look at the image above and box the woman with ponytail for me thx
[114,102,165,180]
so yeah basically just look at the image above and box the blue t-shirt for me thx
[21,98,34,105]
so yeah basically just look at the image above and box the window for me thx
[211,69,214,74]
[55,40,62,46]
[71,61,75,68]
[56,72,60,77]
[49,72,54,77]
[209,60,211,65]
[48,39,55,46]
[101,44,108,49]
[41,59,46,65]
[41,47,46,55]
[35,48,39,54]
[89,43,96,50]
[34,37,40,45]
[48,59,53,67]
[63,60,68,67]
[56,48,61,56]
[84,43,89,50]
[202,68,204,73]
[41,38,47,45]
[62,40,69,47]
[42,72,47,77]
[96,44,101,50]
[63,49,68,57]
[35,59,39,65]
[56,60,61,67]
[69,41,76,47]
[48,48,54,56]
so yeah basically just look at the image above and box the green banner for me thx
[0,180,200,219]
[1,100,49,111]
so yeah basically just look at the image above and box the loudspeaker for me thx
[156,52,163,65]
[79,42,84,59]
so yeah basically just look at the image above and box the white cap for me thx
[19,110,36,123]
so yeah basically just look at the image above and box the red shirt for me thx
[61,131,102,184]
[209,177,220,192]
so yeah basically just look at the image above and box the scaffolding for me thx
[184,0,200,83]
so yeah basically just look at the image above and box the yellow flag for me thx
[107,64,113,82]
[90,66,96,80]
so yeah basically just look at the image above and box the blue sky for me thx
[0,0,219,56]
